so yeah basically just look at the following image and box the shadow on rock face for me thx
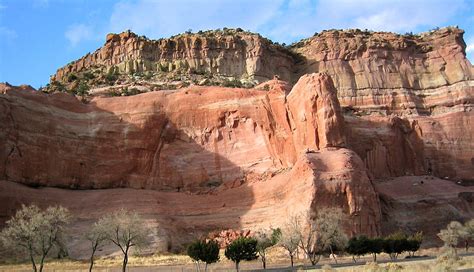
[0,87,259,256]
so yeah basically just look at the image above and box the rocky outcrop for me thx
[52,30,295,84]
[294,27,473,115]
[287,73,345,150]
[0,74,345,191]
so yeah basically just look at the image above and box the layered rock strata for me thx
[52,30,295,84]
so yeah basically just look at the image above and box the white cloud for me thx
[108,0,283,39]
[0,26,17,41]
[65,24,92,46]
[467,42,474,53]
[265,0,467,43]
[466,37,474,64]
[101,0,468,46]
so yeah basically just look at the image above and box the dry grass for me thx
[1,248,473,272]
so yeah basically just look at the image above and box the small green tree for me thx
[367,237,383,261]
[346,236,370,263]
[383,231,409,260]
[225,237,258,271]
[255,229,279,269]
[0,204,70,272]
[187,239,220,272]
[406,232,423,257]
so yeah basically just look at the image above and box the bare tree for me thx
[255,228,278,269]
[299,207,347,265]
[0,204,70,272]
[85,219,109,272]
[277,216,303,267]
[101,209,151,272]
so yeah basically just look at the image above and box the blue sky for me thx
[1,0,473,88]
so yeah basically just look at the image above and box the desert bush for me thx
[67,73,78,82]
[83,71,95,80]
[105,69,119,84]
[224,237,258,272]
[73,81,89,97]
[186,239,219,272]
[438,221,467,256]
[222,78,242,88]
[463,219,474,251]
[0,204,71,272]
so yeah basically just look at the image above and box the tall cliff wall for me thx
[1,27,473,252]
[294,27,473,115]
[52,30,295,84]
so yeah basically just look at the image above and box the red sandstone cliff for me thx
[1,27,473,254]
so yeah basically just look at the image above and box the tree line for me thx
[0,205,150,272]
[2,204,473,272]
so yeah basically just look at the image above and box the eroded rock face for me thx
[52,30,295,84]
[1,26,473,253]
[287,73,345,150]
[0,74,345,191]
[295,27,473,115]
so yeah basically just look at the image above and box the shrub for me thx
[73,81,89,96]
[105,70,119,84]
[187,239,219,272]
[67,73,78,82]
[83,71,95,80]
[225,237,258,272]
[438,221,467,256]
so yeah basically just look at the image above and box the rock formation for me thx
[52,29,295,85]
[1,26,473,256]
